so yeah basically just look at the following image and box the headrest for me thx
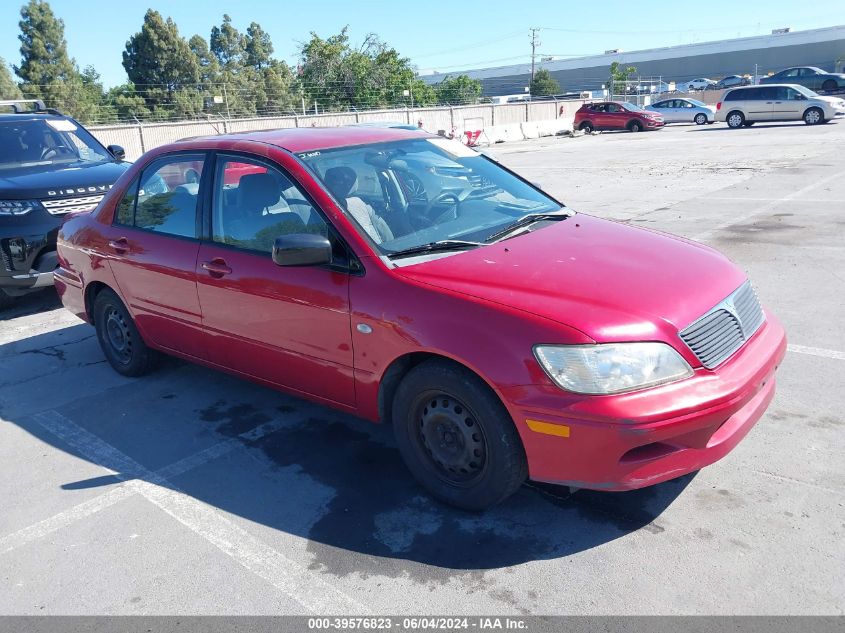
[324,166,358,199]
[238,173,280,211]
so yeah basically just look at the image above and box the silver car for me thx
[646,98,715,125]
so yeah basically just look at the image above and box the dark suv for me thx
[0,100,129,308]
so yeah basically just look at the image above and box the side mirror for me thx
[107,144,126,160]
[272,233,332,267]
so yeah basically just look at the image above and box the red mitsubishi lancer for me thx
[55,127,786,510]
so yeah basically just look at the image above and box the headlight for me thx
[534,342,693,395]
[0,199,43,216]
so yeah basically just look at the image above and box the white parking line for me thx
[6,410,365,614]
[788,344,845,361]
[693,171,843,241]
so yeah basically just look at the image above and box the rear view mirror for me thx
[107,144,126,160]
[272,233,332,267]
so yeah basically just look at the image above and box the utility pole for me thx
[529,28,541,81]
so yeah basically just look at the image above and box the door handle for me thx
[201,258,232,278]
[108,238,129,254]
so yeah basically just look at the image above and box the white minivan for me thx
[715,84,845,128]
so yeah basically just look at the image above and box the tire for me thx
[579,121,594,133]
[726,111,745,128]
[628,120,643,133]
[822,79,837,92]
[803,107,824,125]
[694,113,707,125]
[93,288,159,377]
[392,359,528,511]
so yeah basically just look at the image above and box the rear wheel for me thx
[579,121,594,133]
[726,111,745,128]
[803,107,824,125]
[93,288,159,377]
[694,113,707,125]
[392,360,528,511]
[822,79,837,92]
[628,120,643,132]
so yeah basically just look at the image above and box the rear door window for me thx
[132,155,206,238]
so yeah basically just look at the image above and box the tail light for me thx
[716,102,722,110]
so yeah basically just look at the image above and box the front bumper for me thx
[501,312,787,490]
[0,210,62,295]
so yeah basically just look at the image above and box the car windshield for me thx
[688,99,707,107]
[0,118,112,172]
[621,102,644,111]
[298,137,565,257]
[793,85,820,97]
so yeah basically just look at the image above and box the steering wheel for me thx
[427,191,462,224]
[40,145,72,161]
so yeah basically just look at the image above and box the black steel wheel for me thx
[93,288,159,377]
[392,359,527,511]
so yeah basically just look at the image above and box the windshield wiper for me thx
[387,239,484,260]
[485,209,572,243]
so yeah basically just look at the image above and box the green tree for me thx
[123,9,200,118]
[14,0,96,119]
[210,15,245,68]
[245,22,273,70]
[609,61,637,96]
[0,57,22,99]
[105,83,151,121]
[434,74,482,105]
[530,69,561,96]
[298,27,433,110]
[189,34,220,86]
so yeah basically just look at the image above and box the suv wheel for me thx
[392,360,528,511]
[803,107,824,125]
[628,120,643,133]
[580,121,594,133]
[726,111,745,128]
[93,288,159,377]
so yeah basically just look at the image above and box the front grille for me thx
[40,194,104,215]
[679,281,765,369]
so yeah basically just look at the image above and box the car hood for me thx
[395,214,746,344]
[0,160,129,200]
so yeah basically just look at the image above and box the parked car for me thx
[55,127,786,511]
[646,98,715,124]
[716,84,845,127]
[683,78,716,91]
[0,99,129,308]
[574,101,664,133]
[714,75,750,90]
[760,66,845,93]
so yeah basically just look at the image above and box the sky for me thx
[1,0,844,88]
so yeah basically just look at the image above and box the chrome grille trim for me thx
[41,194,104,215]
[679,281,765,369]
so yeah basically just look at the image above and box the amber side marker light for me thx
[526,419,571,438]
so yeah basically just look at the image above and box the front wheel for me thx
[392,360,528,511]
[822,79,837,92]
[628,120,643,132]
[726,111,745,128]
[93,288,159,377]
[804,107,824,125]
[694,113,708,125]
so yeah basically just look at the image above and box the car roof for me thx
[183,125,433,152]
[0,112,70,122]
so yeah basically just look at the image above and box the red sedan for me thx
[574,101,665,133]
[55,127,785,510]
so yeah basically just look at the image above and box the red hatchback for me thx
[55,127,785,510]
[574,101,665,133]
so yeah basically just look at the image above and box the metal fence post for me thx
[449,106,454,132]
[137,123,146,154]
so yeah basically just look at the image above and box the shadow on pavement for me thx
[2,322,694,578]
